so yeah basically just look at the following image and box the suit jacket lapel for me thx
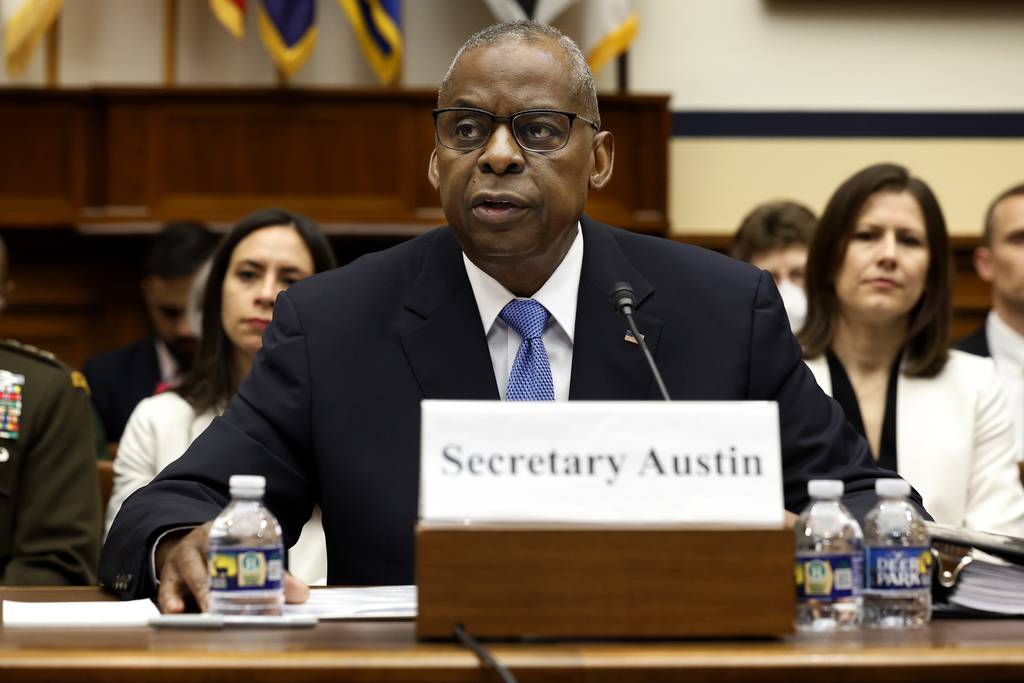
[399,229,499,400]
[570,217,663,400]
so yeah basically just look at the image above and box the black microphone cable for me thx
[452,624,519,683]
[609,281,671,401]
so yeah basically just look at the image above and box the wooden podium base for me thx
[416,523,794,640]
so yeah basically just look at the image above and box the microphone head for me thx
[609,281,636,315]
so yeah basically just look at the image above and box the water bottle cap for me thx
[807,479,843,499]
[229,474,266,496]
[875,478,910,498]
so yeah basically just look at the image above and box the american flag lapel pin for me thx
[624,330,643,345]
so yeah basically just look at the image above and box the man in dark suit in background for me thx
[957,182,1024,455]
[102,21,917,611]
[84,222,218,442]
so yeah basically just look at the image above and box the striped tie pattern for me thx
[499,299,555,401]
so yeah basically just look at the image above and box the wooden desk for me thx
[2,587,1023,682]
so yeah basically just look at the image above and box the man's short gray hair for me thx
[438,20,600,129]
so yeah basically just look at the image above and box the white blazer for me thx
[106,392,328,585]
[805,350,1024,535]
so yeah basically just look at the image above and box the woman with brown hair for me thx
[800,163,1024,534]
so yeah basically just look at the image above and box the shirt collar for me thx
[987,310,1024,371]
[462,222,583,343]
[153,338,180,382]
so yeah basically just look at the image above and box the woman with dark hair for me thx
[106,208,337,583]
[800,163,1024,534]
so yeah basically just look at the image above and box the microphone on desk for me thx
[609,281,672,401]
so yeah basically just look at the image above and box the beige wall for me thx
[672,138,1024,237]
[2,0,1022,237]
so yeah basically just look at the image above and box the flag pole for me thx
[163,0,178,86]
[44,15,60,88]
[616,52,629,94]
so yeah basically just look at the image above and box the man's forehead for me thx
[993,195,1024,239]
[443,39,572,104]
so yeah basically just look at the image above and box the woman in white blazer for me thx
[799,163,1024,535]
[106,208,338,584]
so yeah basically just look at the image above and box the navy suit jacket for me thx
[954,323,990,358]
[101,217,912,599]
[84,337,162,442]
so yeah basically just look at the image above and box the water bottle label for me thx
[866,546,933,591]
[795,553,862,600]
[208,546,284,591]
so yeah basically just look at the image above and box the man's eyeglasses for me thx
[432,107,599,153]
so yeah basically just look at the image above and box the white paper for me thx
[284,586,416,619]
[420,400,785,525]
[2,599,160,628]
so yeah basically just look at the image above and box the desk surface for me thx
[1,587,1023,683]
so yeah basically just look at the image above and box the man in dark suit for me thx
[102,21,916,612]
[84,222,218,441]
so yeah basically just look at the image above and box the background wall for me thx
[2,0,1023,237]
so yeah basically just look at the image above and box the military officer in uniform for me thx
[0,338,102,585]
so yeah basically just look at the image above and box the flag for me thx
[481,0,576,24]
[258,0,317,78]
[2,0,62,77]
[339,0,402,85]
[210,0,246,40]
[579,0,636,75]
[480,0,636,75]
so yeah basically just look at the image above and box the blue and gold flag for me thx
[339,0,402,85]
[258,0,317,78]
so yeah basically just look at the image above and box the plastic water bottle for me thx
[863,478,932,628]
[208,475,284,615]
[794,479,863,631]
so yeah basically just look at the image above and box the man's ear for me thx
[975,246,994,283]
[140,276,153,302]
[427,149,440,191]
[588,131,614,191]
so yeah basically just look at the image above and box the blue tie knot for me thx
[499,299,549,340]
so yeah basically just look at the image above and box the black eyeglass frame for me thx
[432,106,600,153]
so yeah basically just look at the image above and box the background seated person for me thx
[85,222,218,442]
[799,163,1024,535]
[101,21,922,613]
[0,236,102,585]
[731,200,817,331]
[957,183,1024,461]
[105,209,337,585]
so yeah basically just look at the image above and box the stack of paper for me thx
[2,599,160,627]
[286,585,417,619]
[949,559,1024,615]
[1,586,416,628]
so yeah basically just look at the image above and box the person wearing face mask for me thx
[731,200,816,333]
[800,163,1024,535]
[104,209,337,585]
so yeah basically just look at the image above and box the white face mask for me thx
[777,279,807,333]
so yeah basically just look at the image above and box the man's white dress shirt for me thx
[987,311,1024,461]
[462,223,582,401]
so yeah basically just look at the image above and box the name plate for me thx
[420,400,784,526]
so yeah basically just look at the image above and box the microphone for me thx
[609,281,672,401]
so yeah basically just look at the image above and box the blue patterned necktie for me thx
[500,299,555,401]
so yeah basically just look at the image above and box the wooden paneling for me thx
[0,95,91,225]
[0,89,670,233]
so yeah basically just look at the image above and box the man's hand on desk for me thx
[155,521,310,613]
